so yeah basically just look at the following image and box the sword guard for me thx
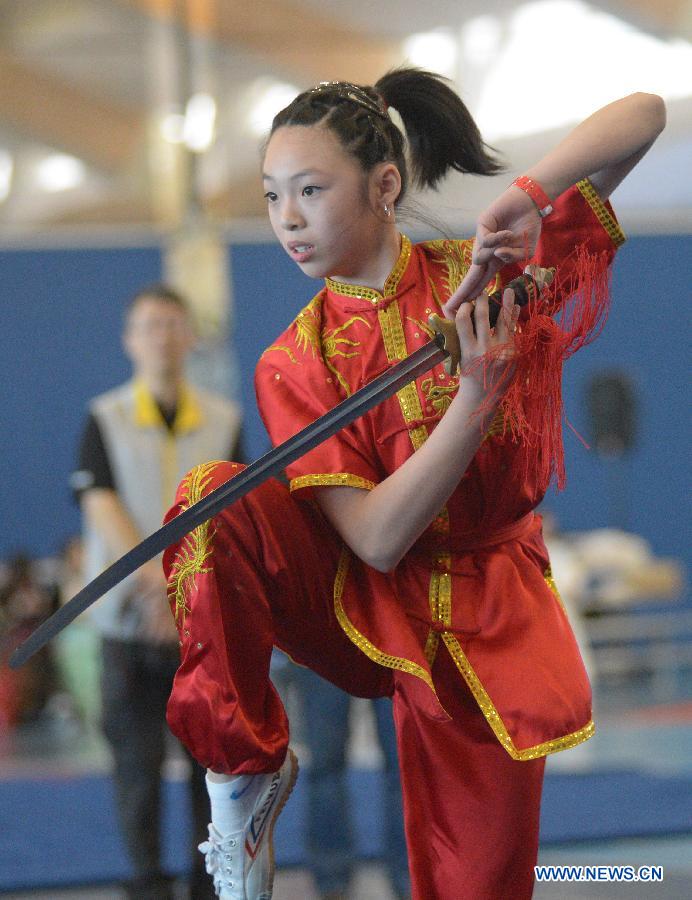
[428,314,461,376]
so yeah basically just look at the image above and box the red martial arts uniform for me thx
[164,180,625,899]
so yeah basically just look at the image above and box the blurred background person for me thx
[71,284,243,900]
[0,553,58,734]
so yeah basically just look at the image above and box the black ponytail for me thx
[269,67,502,206]
[375,68,503,190]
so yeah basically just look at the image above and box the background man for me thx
[73,284,242,900]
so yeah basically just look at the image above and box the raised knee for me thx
[178,460,246,500]
[165,461,246,519]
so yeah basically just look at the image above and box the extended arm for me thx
[445,92,666,313]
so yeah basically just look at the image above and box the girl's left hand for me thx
[444,186,542,317]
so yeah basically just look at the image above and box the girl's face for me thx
[263,124,385,283]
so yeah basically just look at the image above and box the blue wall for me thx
[2,237,690,597]
[1,247,163,557]
[543,236,691,570]
[230,242,316,458]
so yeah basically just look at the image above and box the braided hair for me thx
[269,67,503,207]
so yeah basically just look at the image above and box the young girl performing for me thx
[163,70,665,899]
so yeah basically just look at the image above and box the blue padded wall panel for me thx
[1,247,163,558]
[230,242,317,460]
[543,235,691,583]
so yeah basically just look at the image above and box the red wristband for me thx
[512,175,553,218]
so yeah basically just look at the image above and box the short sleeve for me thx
[70,413,115,498]
[255,348,381,497]
[534,178,625,277]
[229,428,246,465]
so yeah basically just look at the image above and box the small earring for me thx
[383,203,391,217]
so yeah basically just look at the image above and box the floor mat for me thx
[0,769,691,892]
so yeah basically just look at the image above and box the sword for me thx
[9,267,552,669]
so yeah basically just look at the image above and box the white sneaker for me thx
[199,749,299,899]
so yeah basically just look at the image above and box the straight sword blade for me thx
[10,334,447,669]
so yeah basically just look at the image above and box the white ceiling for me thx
[0,0,690,239]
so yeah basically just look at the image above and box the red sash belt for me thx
[446,512,536,555]
[404,513,539,634]
[408,511,537,562]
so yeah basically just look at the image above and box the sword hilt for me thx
[428,265,555,376]
[427,314,460,376]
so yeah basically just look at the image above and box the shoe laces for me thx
[199,825,240,896]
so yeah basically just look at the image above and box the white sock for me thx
[205,772,262,836]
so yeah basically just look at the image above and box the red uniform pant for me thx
[164,462,545,900]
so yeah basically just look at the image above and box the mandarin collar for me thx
[324,234,412,306]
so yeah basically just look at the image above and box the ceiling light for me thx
[474,0,692,140]
[460,16,502,67]
[0,150,13,202]
[184,93,217,153]
[248,81,300,137]
[35,154,85,192]
[402,31,458,78]
[160,112,186,144]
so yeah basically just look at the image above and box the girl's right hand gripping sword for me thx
[429,264,555,375]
